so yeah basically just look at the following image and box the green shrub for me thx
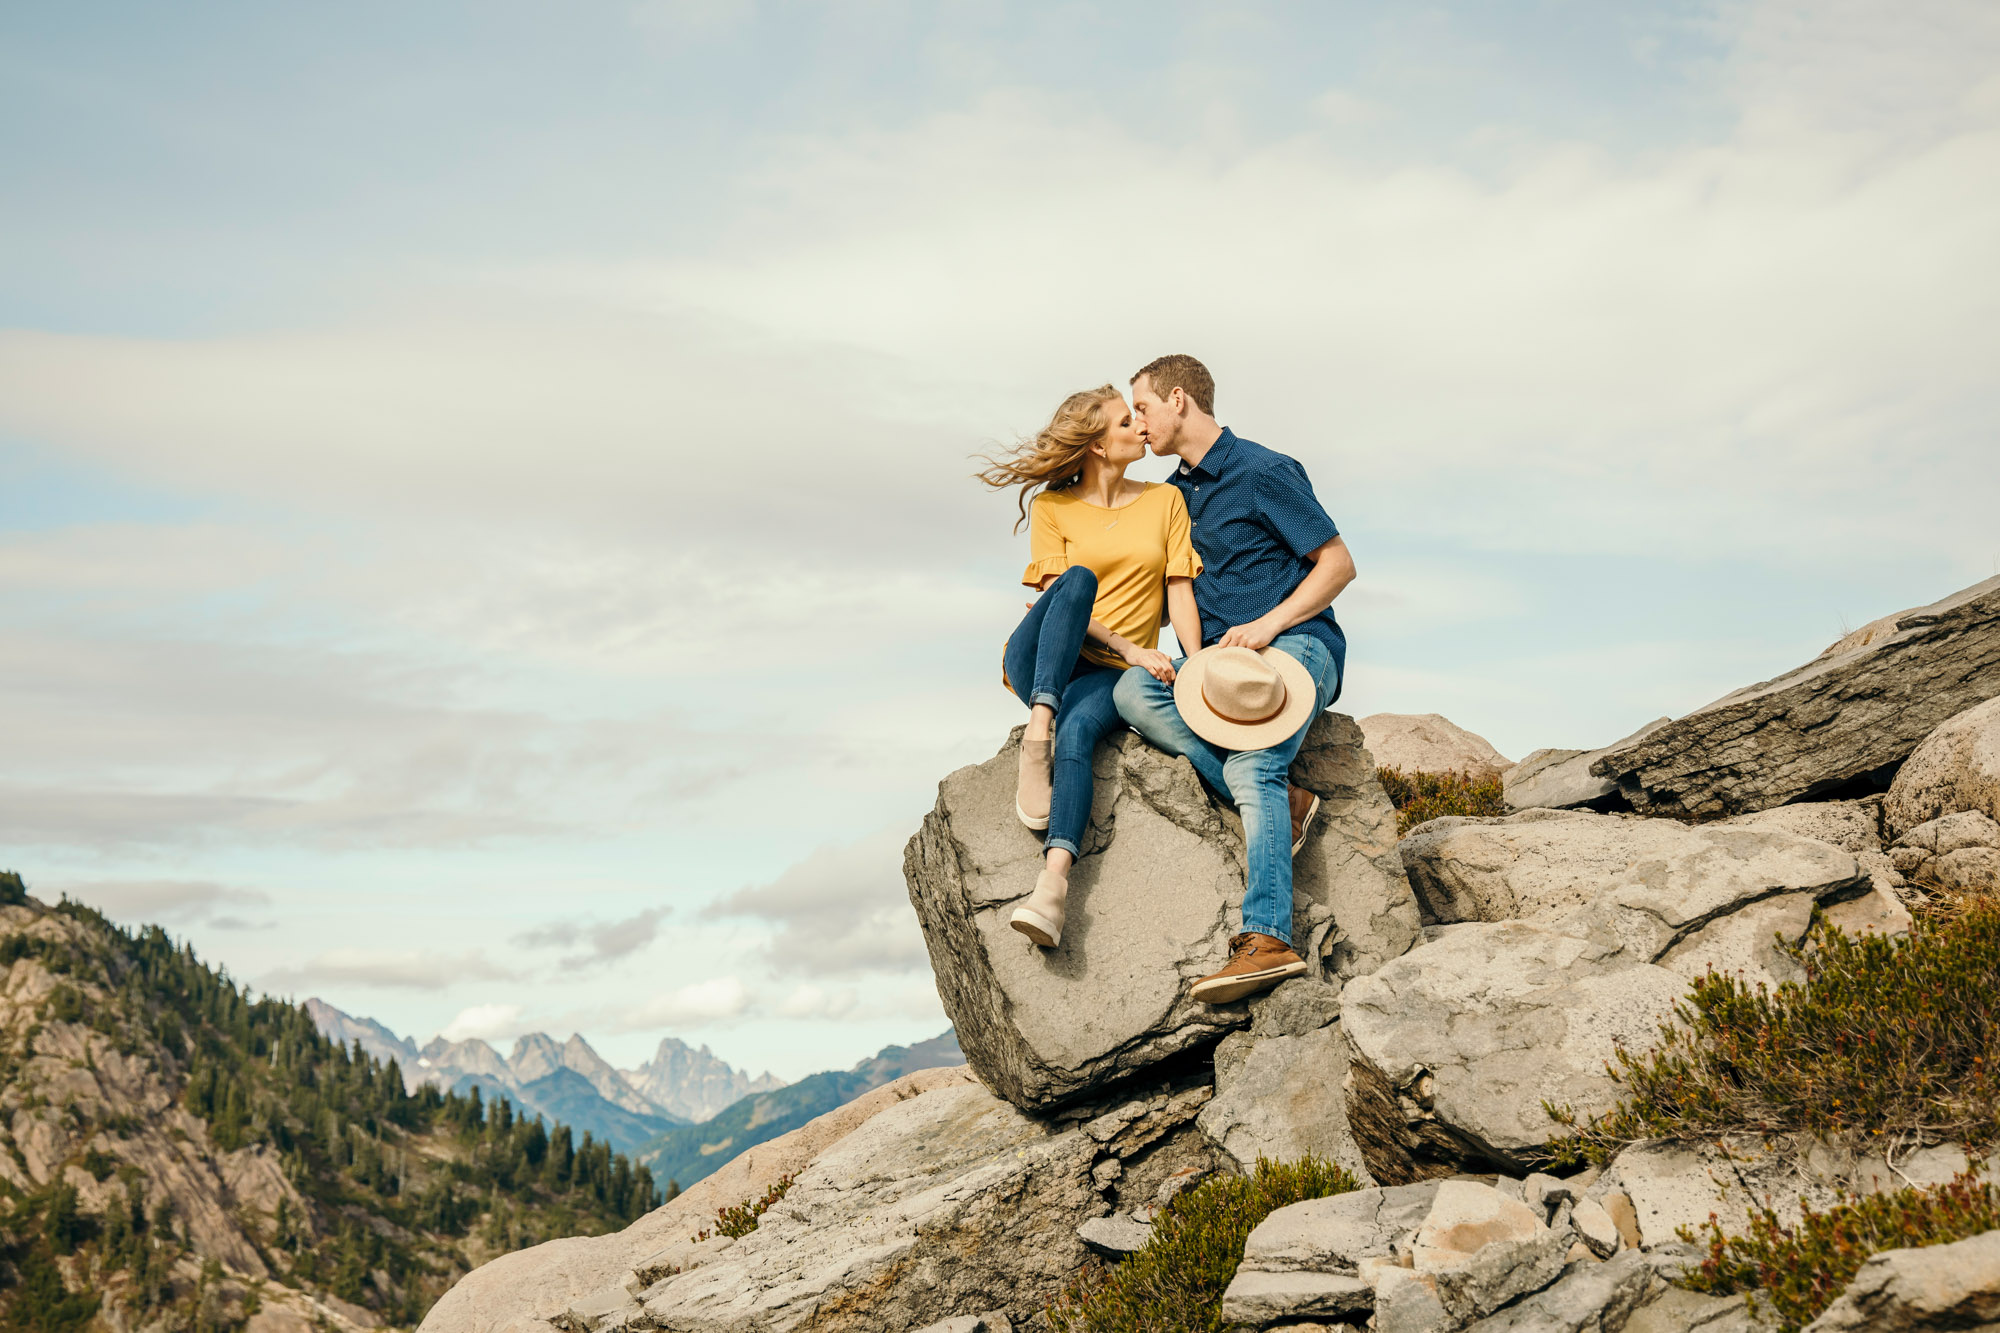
[690,1172,796,1243]
[1377,767,1507,837]
[1046,1155,1361,1333]
[1548,900,2000,1163]
[1,871,27,908]
[1679,1171,2000,1332]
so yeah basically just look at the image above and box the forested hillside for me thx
[0,873,659,1333]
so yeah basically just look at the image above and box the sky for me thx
[2,0,1996,1083]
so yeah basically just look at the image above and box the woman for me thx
[977,385,1203,949]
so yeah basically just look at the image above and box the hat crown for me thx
[1202,647,1289,723]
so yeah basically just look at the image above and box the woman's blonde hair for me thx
[976,385,1122,532]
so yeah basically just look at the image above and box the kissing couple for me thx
[978,354,1356,1006]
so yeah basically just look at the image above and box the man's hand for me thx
[1217,615,1280,651]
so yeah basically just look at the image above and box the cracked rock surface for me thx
[1399,809,1869,989]
[1342,923,1687,1165]
[905,713,1419,1110]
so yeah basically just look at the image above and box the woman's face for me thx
[1095,396,1147,465]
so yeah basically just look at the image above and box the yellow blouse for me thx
[1022,483,1203,670]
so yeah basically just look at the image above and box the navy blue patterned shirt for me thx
[1169,428,1346,687]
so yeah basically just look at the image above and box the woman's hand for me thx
[1120,641,1177,683]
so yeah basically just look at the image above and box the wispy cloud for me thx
[57,878,275,929]
[513,905,671,968]
[709,830,929,979]
[261,949,525,994]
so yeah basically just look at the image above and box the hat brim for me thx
[1173,645,1320,750]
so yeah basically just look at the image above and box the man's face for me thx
[1130,376,1182,456]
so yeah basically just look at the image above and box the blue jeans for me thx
[1002,566,1125,860]
[1112,633,1342,946]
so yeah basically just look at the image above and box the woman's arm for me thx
[1166,577,1200,656]
[1033,574,1175,681]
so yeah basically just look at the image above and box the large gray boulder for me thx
[1588,575,2000,819]
[1805,1227,2000,1332]
[1399,809,1868,989]
[1341,923,1688,1167]
[905,713,1420,1110]
[1884,696,2000,841]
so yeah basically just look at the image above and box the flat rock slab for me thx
[1218,1269,1375,1325]
[1342,923,1687,1164]
[1239,1182,1443,1274]
[1590,575,2000,819]
[640,1082,1100,1332]
[906,714,1419,1110]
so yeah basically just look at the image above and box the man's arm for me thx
[1216,536,1355,651]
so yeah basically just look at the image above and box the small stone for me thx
[1373,1266,1450,1333]
[1091,1158,1122,1190]
[1076,1214,1152,1257]
[1570,1197,1622,1258]
[1602,1189,1642,1250]
[1567,1239,1599,1264]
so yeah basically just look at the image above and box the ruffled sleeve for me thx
[1163,488,1204,579]
[1021,494,1069,587]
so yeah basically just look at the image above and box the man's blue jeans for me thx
[1112,633,1342,946]
[1002,566,1124,861]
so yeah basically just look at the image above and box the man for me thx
[1114,354,1356,1004]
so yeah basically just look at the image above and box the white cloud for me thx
[614,976,754,1031]
[775,983,859,1021]
[440,1002,528,1043]
[261,949,523,994]
[55,878,273,929]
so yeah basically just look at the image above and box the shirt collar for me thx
[1178,427,1237,482]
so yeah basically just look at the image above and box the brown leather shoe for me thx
[1190,932,1309,1005]
[1289,785,1322,856]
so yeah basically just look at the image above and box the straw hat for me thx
[1174,644,1318,749]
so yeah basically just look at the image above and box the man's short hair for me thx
[1131,354,1215,416]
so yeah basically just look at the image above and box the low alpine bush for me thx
[689,1172,797,1243]
[1680,1171,2000,1331]
[1377,766,1507,837]
[1547,898,2000,1162]
[1046,1155,1361,1333]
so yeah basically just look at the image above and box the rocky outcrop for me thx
[1362,713,1513,779]
[905,714,1420,1110]
[1884,696,2000,840]
[1587,575,2000,818]
[630,1082,1100,1331]
[419,1066,978,1333]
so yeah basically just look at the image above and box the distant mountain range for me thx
[303,999,786,1155]
[636,1030,963,1191]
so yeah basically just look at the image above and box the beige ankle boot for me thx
[1016,733,1053,830]
[1009,865,1069,948]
